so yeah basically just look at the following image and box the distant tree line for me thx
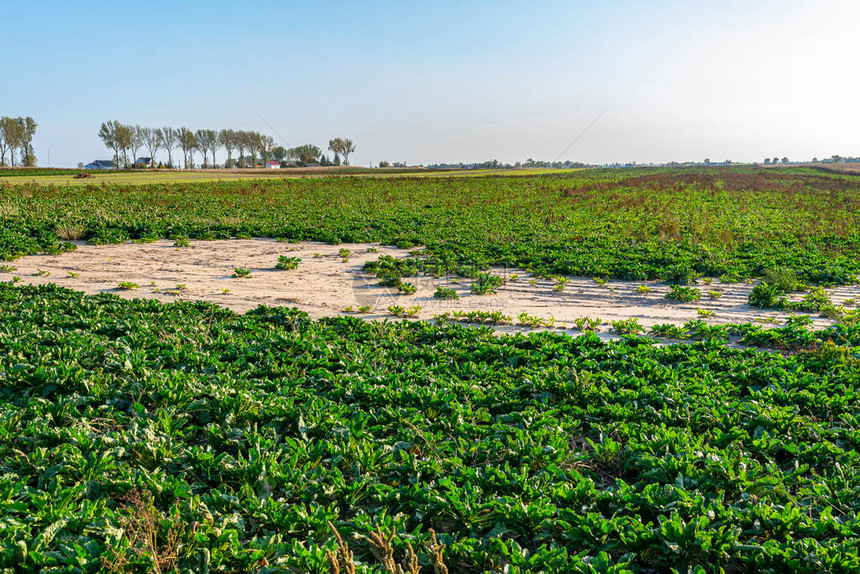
[425,159,588,169]
[0,116,38,167]
[97,121,356,169]
[767,155,860,165]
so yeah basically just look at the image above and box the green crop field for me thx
[1,166,859,283]
[2,167,860,573]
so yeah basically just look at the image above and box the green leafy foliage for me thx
[611,317,644,334]
[471,273,503,295]
[665,285,702,302]
[275,255,301,270]
[4,168,859,284]
[433,286,459,300]
[4,285,860,571]
[748,281,786,308]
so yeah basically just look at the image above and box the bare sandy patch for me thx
[5,239,858,334]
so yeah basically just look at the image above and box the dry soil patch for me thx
[6,239,858,334]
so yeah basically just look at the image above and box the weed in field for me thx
[820,304,845,320]
[708,290,723,300]
[357,305,371,313]
[276,255,301,270]
[101,489,181,574]
[785,314,813,327]
[509,274,518,282]
[748,282,785,308]
[573,316,602,331]
[636,284,652,293]
[55,224,86,241]
[67,271,80,278]
[10,276,21,283]
[650,323,690,339]
[232,268,252,278]
[172,236,190,248]
[663,265,699,286]
[117,281,138,290]
[397,282,417,295]
[517,312,546,327]
[592,276,607,286]
[840,310,860,327]
[763,266,803,293]
[0,265,16,273]
[799,287,832,312]
[34,269,50,277]
[554,277,569,291]
[697,309,716,318]
[471,272,503,295]
[450,309,512,324]
[433,287,459,300]
[665,285,702,302]
[611,317,644,334]
[221,288,231,295]
[339,248,351,259]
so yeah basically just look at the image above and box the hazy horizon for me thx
[2,0,858,168]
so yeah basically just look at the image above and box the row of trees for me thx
[0,116,37,167]
[97,121,356,169]
[98,123,278,169]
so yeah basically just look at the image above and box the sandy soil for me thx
[6,239,858,335]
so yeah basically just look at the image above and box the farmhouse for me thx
[83,160,116,170]
[135,157,155,168]
[267,161,280,169]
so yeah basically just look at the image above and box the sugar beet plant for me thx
[3,284,860,572]
[275,255,301,270]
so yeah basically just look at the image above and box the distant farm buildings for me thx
[84,160,117,170]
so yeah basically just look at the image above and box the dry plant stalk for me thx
[366,525,397,572]
[427,529,448,574]
[328,522,447,574]
[327,522,356,574]
[101,489,181,574]
[402,542,421,574]
[366,526,433,574]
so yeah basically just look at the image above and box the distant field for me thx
[0,166,580,186]
[2,166,859,284]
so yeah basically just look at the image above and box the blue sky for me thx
[2,0,858,167]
